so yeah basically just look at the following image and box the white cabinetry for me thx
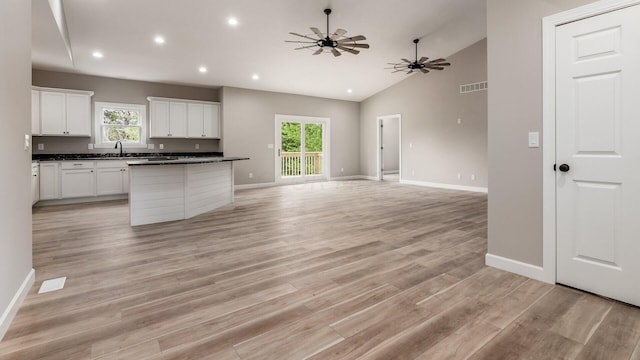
[35,87,93,137]
[149,97,220,139]
[32,163,40,205]
[96,161,129,195]
[39,162,60,200]
[32,90,40,135]
[60,161,96,198]
[149,100,187,138]
[188,103,220,138]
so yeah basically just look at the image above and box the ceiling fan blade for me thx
[313,48,323,55]
[340,35,366,42]
[392,69,404,73]
[289,32,318,41]
[427,66,445,70]
[285,40,317,44]
[330,29,347,40]
[295,44,319,50]
[433,62,451,66]
[310,27,324,39]
[401,58,411,63]
[420,68,430,74]
[331,48,341,57]
[407,70,414,74]
[418,57,429,63]
[428,58,446,63]
[340,43,369,49]
[337,46,359,55]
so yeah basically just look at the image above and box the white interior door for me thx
[556,5,640,306]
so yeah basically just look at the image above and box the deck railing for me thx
[281,152,323,177]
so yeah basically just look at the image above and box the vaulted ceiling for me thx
[32,0,486,101]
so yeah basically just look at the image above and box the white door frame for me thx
[274,114,330,184]
[542,0,640,284]
[377,114,402,181]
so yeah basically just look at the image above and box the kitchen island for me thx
[126,157,249,226]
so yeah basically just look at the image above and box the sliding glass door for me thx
[275,115,329,183]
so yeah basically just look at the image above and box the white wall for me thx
[360,39,488,188]
[221,87,360,185]
[0,0,34,340]
[487,0,598,266]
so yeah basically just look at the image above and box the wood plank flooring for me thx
[2,180,640,359]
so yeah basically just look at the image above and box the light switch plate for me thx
[87,143,94,150]
[528,132,540,148]
[147,144,155,150]
[37,143,44,150]
[267,144,274,149]
[159,144,164,150]
[24,134,30,150]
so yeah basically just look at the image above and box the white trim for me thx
[376,114,402,182]
[401,179,488,193]
[94,101,147,149]
[34,194,128,207]
[274,114,330,184]
[0,268,35,341]
[542,0,640,285]
[329,175,372,181]
[146,96,219,105]
[485,254,548,283]
[383,170,399,175]
[235,182,277,190]
[32,86,93,96]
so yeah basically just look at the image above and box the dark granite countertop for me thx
[33,152,223,161]
[126,156,249,166]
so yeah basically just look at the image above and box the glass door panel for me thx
[305,123,323,176]
[280,121,301,177]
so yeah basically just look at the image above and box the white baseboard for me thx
[400,179,488,193]
[383,170,399,175]
[35,194,128,207]
[234,182,276,190]
[329,175,371,181]
[485,253,549,283]
[0,268,35,341]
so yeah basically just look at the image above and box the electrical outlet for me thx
[159,144,164,150]
[249,172,253,179]
[341,167,344,173]
[457,118,461,125]
[411,169,415,176]
[24,134,30,150]
[195,144,199,150]
[471,174,476,181]
[88,144,94,150]
[267,144,274,149]
[37,143,44,150]
[457,173,461,180]
[409,143,413,149]
[147,144,155,150]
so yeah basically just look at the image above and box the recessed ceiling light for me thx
[154,35,165,44]
[252,74,259,80]
[228,17,238,26]
[198,66,207,73]
[92,51,104,59]
[347,89,353,94]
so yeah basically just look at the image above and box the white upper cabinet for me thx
[35,87,94,137]
[31,90,40,135]
[148,97,220,139]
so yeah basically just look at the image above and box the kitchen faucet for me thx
[115,140,123,157]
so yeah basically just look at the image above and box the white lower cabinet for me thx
[32,163,40,205]
[39,162,60,200]
[61,169,96,198]
[96,161,129,195]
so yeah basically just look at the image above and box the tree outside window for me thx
[94,102,146,148]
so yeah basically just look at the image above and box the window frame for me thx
[94,101,147,148]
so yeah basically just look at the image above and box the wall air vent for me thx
[460,81,488,94]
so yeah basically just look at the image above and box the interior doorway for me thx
[275,114,330,184]
[377,115,401,182]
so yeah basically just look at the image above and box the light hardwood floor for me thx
[2,180,640,359]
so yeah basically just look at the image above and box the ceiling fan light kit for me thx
[386,38,451,74]
[286,8,370,57]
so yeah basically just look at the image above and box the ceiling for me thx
[32,0,487,102]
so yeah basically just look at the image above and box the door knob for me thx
[559,164,570,172]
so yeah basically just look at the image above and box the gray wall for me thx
[221,87,360,185]
[360,39,488,188]
[0,0,32,339]
[382,116,399,173]
[487,0,597,266]
[32,70,221,154]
